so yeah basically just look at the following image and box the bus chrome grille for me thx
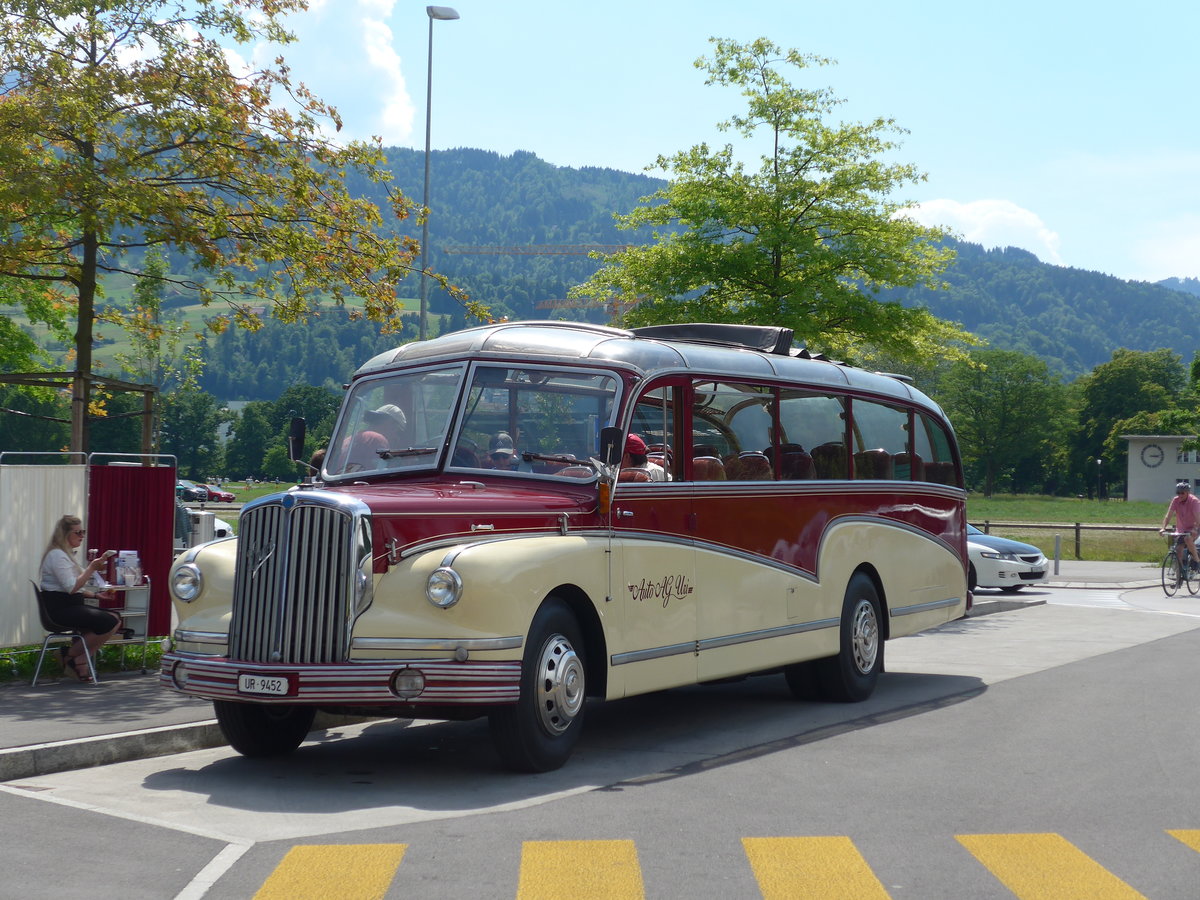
[230,498,359,664]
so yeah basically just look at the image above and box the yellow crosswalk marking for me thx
[1168,829,1200,853]
[253,844,407,900]
[957,833,1145,900]
[742,836,890,900]
[516,839,644,899]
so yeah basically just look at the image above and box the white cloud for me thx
[251,0,415,144]
[905,199,1063,265]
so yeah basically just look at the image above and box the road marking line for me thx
[253,844,406,900]
[957,833,1145,899]
[1167,829,1200,852]
[742,836,890,899]
[175,842,252,900]
[517,839,644,899]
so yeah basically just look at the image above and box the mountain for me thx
[1156,276,1200,297]
[196,148,1200,398]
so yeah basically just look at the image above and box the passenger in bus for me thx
[622,434,667,481]
[341,404,407,471]
[488,431,520,470]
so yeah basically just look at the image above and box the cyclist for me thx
[1160,481,1200,571]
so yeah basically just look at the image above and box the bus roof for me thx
[355,321,945,416]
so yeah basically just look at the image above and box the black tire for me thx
[489,598,587,772]
[214,701,316,758]
[1187,559,1200,596]
[1162,552,1182,596]
[813,572,883,703]
[783,659,821,700]
[967,563,978,593]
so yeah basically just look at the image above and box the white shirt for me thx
[40,547,102,594]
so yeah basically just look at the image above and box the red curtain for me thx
[88,464,176,635]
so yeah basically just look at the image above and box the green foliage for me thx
[160,389,230,479]
[1070,348,1187,493]
[939,349,1067,495]
[0,0,483,450]
[888,244,1200,378]
[572,37,971,363]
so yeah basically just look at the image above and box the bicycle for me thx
[1160,531,1200,596]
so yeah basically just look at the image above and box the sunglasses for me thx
[71,529,86,537]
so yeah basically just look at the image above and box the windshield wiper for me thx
[521,451,587,466]
[377,447,438,460]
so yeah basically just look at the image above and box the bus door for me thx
[609,379,698,694]
[687,379,798,679]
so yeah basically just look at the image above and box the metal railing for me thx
[973,521,1159,560]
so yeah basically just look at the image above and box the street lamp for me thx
[1096,457,1103,500]
[418,5,460,341]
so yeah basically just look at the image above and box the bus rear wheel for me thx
[814,573,883,702]
[214,701,316,758]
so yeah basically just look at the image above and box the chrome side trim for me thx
[610,616,840,667]
[889,596,962,617]
[697,617,840,651]
[351,635,524,652]
[175,630,229,645]
[611,641,695,666]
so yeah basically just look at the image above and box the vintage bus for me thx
[162,321,968,771]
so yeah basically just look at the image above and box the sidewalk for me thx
[0,559,1164,782]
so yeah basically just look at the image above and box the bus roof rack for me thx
[630,323,794,356]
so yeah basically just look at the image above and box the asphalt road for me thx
[4,582,1200,899]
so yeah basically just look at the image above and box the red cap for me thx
[625,434,647,455]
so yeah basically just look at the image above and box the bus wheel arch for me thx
[546,583,607,699]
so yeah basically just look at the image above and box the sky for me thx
[256,0,1199,284]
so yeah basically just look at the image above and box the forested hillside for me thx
[194,147,1200,399]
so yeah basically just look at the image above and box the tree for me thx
[573,37,973,363]
[0,0,485,452]
[1072,348,1187,495]
[160,389,229,479]
[225,402,273,480]
[939,349,1065,496]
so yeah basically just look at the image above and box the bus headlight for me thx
[172,564,203,602]
[426,566,463,608]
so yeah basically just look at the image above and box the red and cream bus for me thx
[162,321,968,771]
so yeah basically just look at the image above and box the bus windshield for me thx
[325,365,466,477]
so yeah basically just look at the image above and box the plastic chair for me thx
[30,581,99,686]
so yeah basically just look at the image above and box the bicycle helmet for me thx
[1177,481,1191,494]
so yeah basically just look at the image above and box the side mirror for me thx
[599,426,623,467]
[287,417,307,463]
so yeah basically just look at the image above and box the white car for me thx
[967,523,1048,592]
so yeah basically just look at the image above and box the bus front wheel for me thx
[815,573,883,702]
[489,598,587,772]
[214,701,316,758]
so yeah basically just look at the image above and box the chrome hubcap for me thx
[850,599,879,674]
[534,634,584,735]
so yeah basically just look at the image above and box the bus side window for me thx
[850,399,907,480]
[915,412,959,486]
[630,385,680,481]
[777,391,847,480]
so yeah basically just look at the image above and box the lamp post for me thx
[1096,457,1103,500]
[418,5,460,341]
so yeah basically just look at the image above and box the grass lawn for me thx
[967,494,1165,563]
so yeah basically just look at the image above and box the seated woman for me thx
[39,515,122,683]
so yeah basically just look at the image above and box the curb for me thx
[0,720,224,782]
[0,712,370,782]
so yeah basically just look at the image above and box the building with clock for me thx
[1124,435,1199,501]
